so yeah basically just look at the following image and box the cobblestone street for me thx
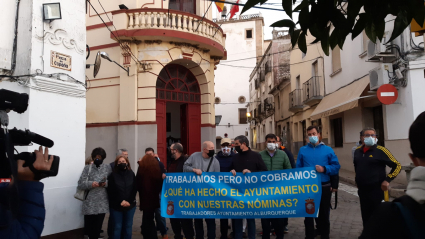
[102,182,363,239]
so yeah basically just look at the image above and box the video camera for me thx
[0,89,60,181]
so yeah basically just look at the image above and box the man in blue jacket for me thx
[296,126,340,239]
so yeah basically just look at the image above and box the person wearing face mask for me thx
[360,111,425,238]
[107,156,137,239]
[183,141,220,239]
[296,126,340,239]
[215,138,236,239]
[259,134,291,239]
[230,135,268,239]
[353,127,401,229]
[167,143,194,239]
[78,147,112,239]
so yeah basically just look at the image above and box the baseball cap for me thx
[220,138,232,145]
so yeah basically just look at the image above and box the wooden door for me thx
[180,104,188,154]
[156,100,167,166]
[186,103,201,156]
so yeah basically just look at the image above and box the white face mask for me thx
[222,147,231,156]
[267,143,276,151]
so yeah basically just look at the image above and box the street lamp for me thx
[215,115,222,126]
[43,3,61,21]
[246,112,252,118]
[100,52,129,76]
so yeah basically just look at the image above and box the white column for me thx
[128,13,134,28]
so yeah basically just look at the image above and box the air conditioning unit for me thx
[369,63,393,90]
[367,31,395,61]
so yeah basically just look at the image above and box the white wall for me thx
[409,60,425,119]
[324,32,380,94]
[215,20,257,140]
[0,0,17,71]
[1,0,86,236]
[343,107,363,143]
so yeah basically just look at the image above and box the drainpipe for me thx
[320,56,326,95]
[8,0,21,75]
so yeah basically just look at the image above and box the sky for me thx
[212,0,300,40]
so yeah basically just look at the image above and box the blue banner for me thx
[161,167,322,219]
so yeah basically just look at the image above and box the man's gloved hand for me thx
[16,146,53,181]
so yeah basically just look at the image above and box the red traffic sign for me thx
[377,84,398,105]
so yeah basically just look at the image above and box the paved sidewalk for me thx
[101,183,363,239]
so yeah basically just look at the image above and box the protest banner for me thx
[161,167,322,219]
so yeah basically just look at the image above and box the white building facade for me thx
[214,13,264,145]
[0,0,86,237]
[315,17,425,184]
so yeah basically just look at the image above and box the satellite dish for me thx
[93,51,102,78]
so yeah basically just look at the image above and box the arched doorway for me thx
[156,64,201,166]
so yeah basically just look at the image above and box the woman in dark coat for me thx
[107,156,137,239]
[137,154,166,239]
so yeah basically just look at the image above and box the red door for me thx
[156,100,167,166]
[186,103,201,156]
[180,104,188,155]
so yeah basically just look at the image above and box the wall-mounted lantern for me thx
[43,3,61,21]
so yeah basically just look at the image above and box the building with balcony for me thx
[268,30,292,149]
[288,32,326,156]
[248,31,287,150]
[85,0,226,168]
[213,13,264,146]
[314,17,425,185]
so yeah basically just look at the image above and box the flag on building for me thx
[215,0,225,12]
[229,0,240,19]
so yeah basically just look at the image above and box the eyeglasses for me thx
[363,134,377,137]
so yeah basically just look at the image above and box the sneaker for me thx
[162,235,169,239]
[284,226,289,234]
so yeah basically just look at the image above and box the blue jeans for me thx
[109,207,136,239]
[155,207,167,235]
[234,219,255,239]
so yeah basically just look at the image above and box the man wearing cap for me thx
[215,138,236,239]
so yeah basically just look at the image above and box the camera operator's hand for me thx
[17,146,53,181]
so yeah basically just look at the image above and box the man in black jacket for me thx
[230,135,268,239]
[215,138,236,239]
[353,127,401,228]
[166,143,194,239]
[361,111,425,238]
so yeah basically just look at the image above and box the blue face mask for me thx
[309,136,319,145]
[364,137,377,147]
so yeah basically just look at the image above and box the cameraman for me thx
[0,146,53,238]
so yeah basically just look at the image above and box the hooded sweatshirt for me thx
[296,142,341,183]
[361,166,425,238]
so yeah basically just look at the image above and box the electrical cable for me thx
[95,0,139,63]
[219,57,320,69]
[87,0,139,64]
[207,0,299,12]
[0,71,87,90]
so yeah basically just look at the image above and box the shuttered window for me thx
[332,47,341,73]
